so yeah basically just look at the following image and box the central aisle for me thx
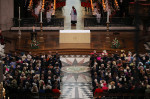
[60,55,93,99]
[62,0,85,30]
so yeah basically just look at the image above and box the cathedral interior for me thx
[0,0,150,99]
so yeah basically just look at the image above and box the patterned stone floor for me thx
[60,55,93,99]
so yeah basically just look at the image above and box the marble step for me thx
[146,42,150,47]
[144,44,150,50]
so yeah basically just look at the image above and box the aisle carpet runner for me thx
[60,55,93,99]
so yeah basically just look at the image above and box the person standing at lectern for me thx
[70,6,77,24]
[31,25,37,40]
[32,25,36,33]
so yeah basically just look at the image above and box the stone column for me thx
[0,0,1,29]
[0,44,4,99]
[0,0,14,31]
[0,60,2,83]
[0,44,4,83]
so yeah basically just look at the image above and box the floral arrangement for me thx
[31,40,39,49]
[111,38,120,49]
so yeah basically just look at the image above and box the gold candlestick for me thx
[40,22,43,32]
[106,22,110,32]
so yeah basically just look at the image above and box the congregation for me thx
[90,50,150,97]
[2,51,61,98]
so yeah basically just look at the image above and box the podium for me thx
[30,32,37,40]
[59,30,91,43]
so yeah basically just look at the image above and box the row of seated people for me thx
[90,50,150,98]
[3,51,61,98]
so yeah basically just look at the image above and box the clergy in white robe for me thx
[93,7,98,16]
[70,6,77,24]
[96,12,101,23]
[46,9,53,23]
[34,5,41,17]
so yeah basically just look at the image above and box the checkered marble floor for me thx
[60,55,93,99]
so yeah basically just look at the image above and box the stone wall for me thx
[0,61,2,83]
[0,44,4,83]
[0,0,14,31]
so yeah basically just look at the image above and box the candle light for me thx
[90,0,94,11]
[19,6,20,19]
[3,88,6,99]
[106,0,109,23]
[54,0,56,10]
[33,25,35,32]
[107,9,110,23]
[40,11,42,23]
[3,88,5,95]
[42,0,45,9]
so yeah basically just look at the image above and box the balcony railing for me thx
[5,92,60,99]
[94,92,150,99]
[84,17,134,27]
[12,18,64,27]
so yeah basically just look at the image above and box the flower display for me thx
[111,38,120,49]
[31,40,39,49]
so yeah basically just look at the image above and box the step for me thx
[144,44,150,50]
[146,42,150,47]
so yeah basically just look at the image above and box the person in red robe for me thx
[94,85,103,98]
[52,86,61,98]
[52,85,61,94]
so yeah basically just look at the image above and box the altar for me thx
[59,30,91,43]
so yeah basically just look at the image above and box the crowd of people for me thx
[90,50,150,97]
[3,51,61,98]
[2,46,150,98]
